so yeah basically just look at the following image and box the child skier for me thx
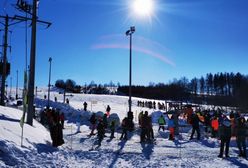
[158,114,166,131]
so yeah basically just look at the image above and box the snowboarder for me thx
[106,105,111,117]
[218,117,232,158]
[89,113,97,135]
[83,102,88,111]
[235,117,247,158]
[158,114,166,131]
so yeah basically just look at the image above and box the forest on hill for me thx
[118,72,248,111]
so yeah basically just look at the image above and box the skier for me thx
[158,114,166,131]
[167,114,175,140]
[102,114,108,129]
[148,115,154,141]
[97,118,105,146]
[218,117,232,158]
[89,113,97,135]
[40,109,46,126]
[109,120,116,139]
[190,113,201,140]
[235,117,247,158]
[138,111,144,126]
[127,111,134,131]
[173,110,180,136]
[60,112,65,129]
[120,117,128,140]
[204,111,211,134]
[106,105,111,117]
[50,108,64,147]
[83,102,88,111]
[140,111,149,142]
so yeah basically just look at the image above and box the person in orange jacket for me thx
[211,116,219,138]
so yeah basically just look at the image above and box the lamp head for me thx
[130,26,135,33]
[125,26,136,36]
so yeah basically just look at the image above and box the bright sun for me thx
[132,0,154,17]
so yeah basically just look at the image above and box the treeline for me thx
[55,79,119,94]
[118,72,248,111]
[55,79,81,93]
[190,72,246,97]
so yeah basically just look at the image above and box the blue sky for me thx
[0,0,248,87]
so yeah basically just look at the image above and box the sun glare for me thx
[132,0,154,17]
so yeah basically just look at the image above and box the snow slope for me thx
[1,91,248,168]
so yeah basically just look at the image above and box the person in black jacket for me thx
[236,117,247,158]
[89,113,97,135]
[140,111,149,142]
[97,118,105,146]
[120,117,128,140]
[218,118,232,158]
[190,113,201,140]
[83,102,88,111]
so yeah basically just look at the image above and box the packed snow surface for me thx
[1,90,248,167]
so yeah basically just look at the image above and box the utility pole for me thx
[26,0,38,125]
[16,70,18,99]
[26,0,51,125]
[9,77,12,98]
[0,12,50,107]
[14,0,51,126]
[0,15,9,106]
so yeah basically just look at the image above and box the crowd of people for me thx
[184,107,248,158]
[38,101,247,159]
[40,107,65,147]
[137,101,167,110]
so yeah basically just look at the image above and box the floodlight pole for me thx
[47,57,52,109]
[126,26,135,113]
[16,70,18,99]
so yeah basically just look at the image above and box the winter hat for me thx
[222,119,231,127]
